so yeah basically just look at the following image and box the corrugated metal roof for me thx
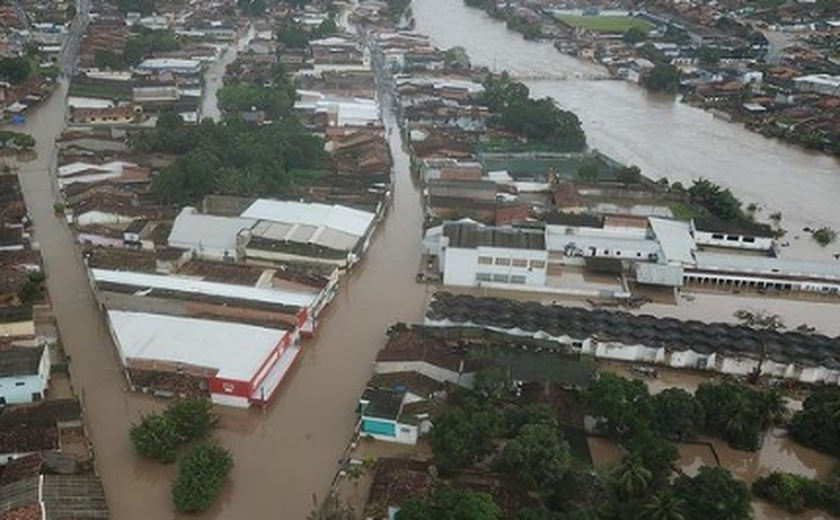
[694,252,840,281]
[649,218,696,265]
[91,269,317,308]
[242,199,374,240]
[108,311,285,381]
[167,207,255,254]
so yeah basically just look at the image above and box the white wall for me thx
[0,347,50,405]
[443,246,548,288]
[0,320,35,337]
[211,393,250,408]
[75,211,136,226]
[693,230,773,251]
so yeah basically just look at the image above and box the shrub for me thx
[171,444,233,513]
[129,413,180,464]
[752,472,815,512]
[812,227,836,246]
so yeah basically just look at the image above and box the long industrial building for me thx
[425,293,840,385]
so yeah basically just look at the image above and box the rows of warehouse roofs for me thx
[426,292,840,385]
[60,16,393,408]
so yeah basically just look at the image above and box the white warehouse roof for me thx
[241,199,375,250]
[108,311,284,381]
[92,268,317,309]
[168,207,256,256]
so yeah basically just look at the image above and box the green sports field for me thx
[557,15,654,33]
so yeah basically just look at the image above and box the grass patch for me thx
[669,202,701,221]
[557,15,653,33]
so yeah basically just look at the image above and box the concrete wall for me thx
[443,246,548,287]
[0,320,36,337]
[0,347,50,404]
[694,230,773,251]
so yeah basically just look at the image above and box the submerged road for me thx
[12,42,429,519]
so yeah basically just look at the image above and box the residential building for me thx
[0,345,50,405]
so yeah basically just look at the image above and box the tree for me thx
[696,379,777,451]
[623,430,678,485]
[122,30,181,66]
[641,491,687,520]
[171,444,234,513]
[129,413,180,463]
[812,227,837,246]
[397,487,501,520]
[651,388,704,442]
[0,57,32,85]
[95,50,125,70]
[586,373,652,438]
[618,165,642,184]
[429,395,503,472]
[493,422,572,492]
[474,366,515,403]
[644,64,681,94]
[688,179,745,222]
[674,466,752,520]
[698,47,721,67]
[752,472,815,513]
[624,26,648,45]
[790,388,840,456]
[165,398,219,443]
[612,456,653,499]
[445,46,471,70]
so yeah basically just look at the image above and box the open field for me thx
[557,15,654,33]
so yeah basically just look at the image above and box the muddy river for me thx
[412,0,840,264]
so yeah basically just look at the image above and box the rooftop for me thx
[361,387,404,420]
[168,207,256,255]
[426,293,840,369]
[648,218,695,265]
[0,346,44,378]
[241,199,375,240]
[693,216,775,239]
[108,311,287,381]
[443,223,545,251]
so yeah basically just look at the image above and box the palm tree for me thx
[640,491,687,520]
[613,457,652,499]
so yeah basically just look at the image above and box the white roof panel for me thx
[92,268,317,308]
[108,310,284,380]
[648,218,696,265]
[241,199,375,242]
[168,207,255,254]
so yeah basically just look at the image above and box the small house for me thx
[0,345,50,405]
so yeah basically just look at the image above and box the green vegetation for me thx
[669,202,700,221]
[134,108,326,204]
[383,0,411,24]
[115,0,155,15]
[557,15,653,33]
[0,57,32,85]
[674,466,752,520]
[753,468,840,517]
[122,30,181,67]
[18,271,46,304]
[811,226,837,246]
[397,487,501,520]
[790,388,840,456]
[481,72,586,152]
[695,379,784,451]
[171,444,234,513]
[0,131,36,150]
[624,26,648,45]
[687,179,747,222]
[238,0,267,16]
[276,18,337,49]
[129,398,220,464]
[643,64,681,94]
[429,393,503,472]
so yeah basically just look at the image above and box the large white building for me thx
[426,221,548,288]
[793,74,840,97]
[107,311,299,408]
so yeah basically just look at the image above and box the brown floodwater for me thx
[412,0,840,263]
[11,75,429,519]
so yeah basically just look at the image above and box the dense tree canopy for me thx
[643,64,681,94]
[129,398,220,464]
[494,422,573,492]
[171,444,233,513]
[790,388,840,456]
[122,30,181,66]
[650,388,705,442]
[674,466,752,520]
[481,73,587,151]
[397,487,501,520]
[696,379,783,451]
[0,57,31,85]
[688,179,746,222]
[429,394,503,472]
[136,114,326,205]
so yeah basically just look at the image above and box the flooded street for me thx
[412,0,840,264]
[201,26,256,121]
[10,64,429,517]
[7,1,840,518]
